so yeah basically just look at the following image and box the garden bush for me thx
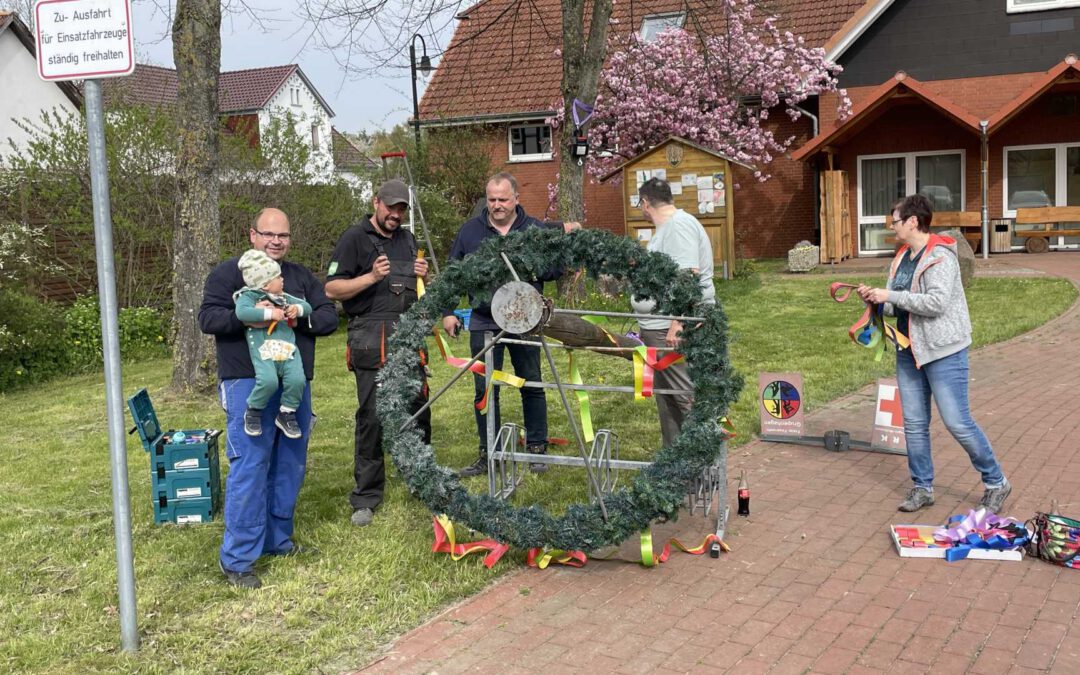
[0,288,68,390]
[0,290,169,393]
[64,295,169,371]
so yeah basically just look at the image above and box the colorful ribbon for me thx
[632,346,685,400]
[568,352,595,443]
[432,329,524,413]
[431,515,510,568]
[932,508,1029,562]
[416,249,425,298]
[829,282,910,361]
[526,530,729,569]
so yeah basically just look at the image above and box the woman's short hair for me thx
[893,194,934,232]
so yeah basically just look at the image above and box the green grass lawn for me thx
[0,271,1073,673]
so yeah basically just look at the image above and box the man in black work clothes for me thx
[325,180,431,527]
[199,207,338,589]
[442,171,579,477]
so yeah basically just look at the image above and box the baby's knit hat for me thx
[238,249,281,290]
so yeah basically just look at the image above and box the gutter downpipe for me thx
[792,103,821,240]
[980,120,989,260]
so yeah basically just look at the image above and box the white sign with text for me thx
[34,0,134,81]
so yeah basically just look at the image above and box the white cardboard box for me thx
[890,524,1023,561]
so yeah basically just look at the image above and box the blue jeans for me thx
[219,378,312,573]
[895,348,1005,490]
[470,329,548,454]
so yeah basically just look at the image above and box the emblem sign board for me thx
[34,0,135,81]
[758,372,805,437]
[871,377,906,451]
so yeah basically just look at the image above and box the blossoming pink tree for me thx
[554,0,851,196]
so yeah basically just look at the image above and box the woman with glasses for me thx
[857,194,1011,515]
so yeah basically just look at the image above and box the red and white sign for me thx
[871,377,906,451]
[34,0,135,81]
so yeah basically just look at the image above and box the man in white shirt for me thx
[630,177,715,448]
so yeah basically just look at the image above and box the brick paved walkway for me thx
[362,252,1080,674]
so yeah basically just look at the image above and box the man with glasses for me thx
[325,180,431,527]
[199,207,338,588]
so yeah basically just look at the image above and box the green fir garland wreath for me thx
[376,226,743,552]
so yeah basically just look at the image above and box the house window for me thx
[1003,143,1080,215]
[1007,0,1080,13]
[290,87,301,106]
[508,124,552,162]
[857,150,965,254]
[640,12,686,42]
[311,122,321,150]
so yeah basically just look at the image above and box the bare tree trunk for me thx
[556,0,613,302]
[170,0,221,393]
[542,313,639,360]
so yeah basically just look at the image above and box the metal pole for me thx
[980,120,990,260]
[538,338,609,520]
[84,79,138,652]
[398,329,506,432]
[485,332,497,461]
[410,41,421,152]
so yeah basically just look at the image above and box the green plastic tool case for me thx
[127,388,222,524]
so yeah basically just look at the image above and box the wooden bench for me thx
[885,211,983,251]
[1014,206,1080,253]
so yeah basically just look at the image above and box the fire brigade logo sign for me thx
[758,372,804,437]
[871,377,906,451]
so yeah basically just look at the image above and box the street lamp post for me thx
[410,34,432,151]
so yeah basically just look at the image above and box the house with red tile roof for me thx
[106,63,340,181]
[0,12,82,154]
[419,0,1080,259]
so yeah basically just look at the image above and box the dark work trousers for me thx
[350,365,431,511]
[640,327,695,449]
[469,329,547,456]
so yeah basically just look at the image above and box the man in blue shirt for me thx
[441,172,578,476]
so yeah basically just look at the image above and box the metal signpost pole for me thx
[85,78,139,652]
[35,0,140,650]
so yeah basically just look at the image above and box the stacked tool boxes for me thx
[127,388,222,524]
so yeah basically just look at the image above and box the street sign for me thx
[871,377,906,452]
[34,0,135,81]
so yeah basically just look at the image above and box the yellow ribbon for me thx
[568,352,594,443]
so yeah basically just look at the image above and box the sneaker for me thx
[244,408,262,437]
[980,479,1012,514]
[275,411,302,439]
[351,507,374,527]
[219,560,261,589]
[458,456,487,478]
[526,444,548,474]
[898,487,935,512]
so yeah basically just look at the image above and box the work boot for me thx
[527,443,548,473]
[458,455,487,478]
[244,408,262,436]
[219,560,261,589]
[275,411,302,439]
[898,487,934,513]
[268,543,319,558]
[979,479,1012,514]
[351,507,374,527]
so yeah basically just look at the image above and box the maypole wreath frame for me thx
[376,226,743,552]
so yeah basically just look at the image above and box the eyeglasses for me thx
[890,218,905,226]
[254,229,291,241]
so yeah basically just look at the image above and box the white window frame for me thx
[311,122,321,150]
[640,12,686,41]
[1002,142,1080,217]
[290,87,301,106]
[856,149,966,256]
[1007,0,1080,13]
[507,123,553,163]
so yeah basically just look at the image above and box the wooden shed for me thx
[600,136,752,279]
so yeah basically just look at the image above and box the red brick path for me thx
[361,252,1080,674]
